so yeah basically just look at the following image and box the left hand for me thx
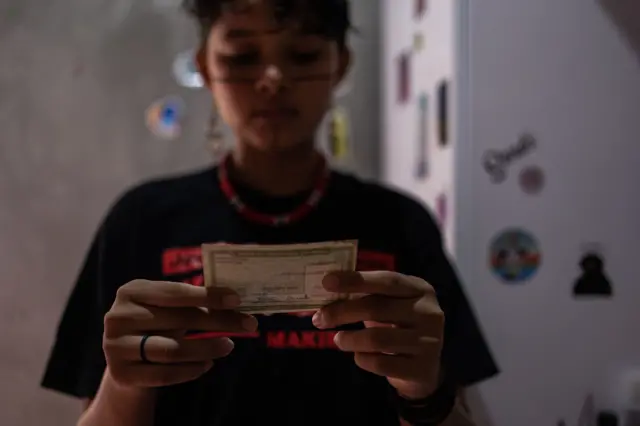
[312,271,444,400]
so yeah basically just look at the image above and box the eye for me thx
[217,52,260,66]
[290,51,322,64]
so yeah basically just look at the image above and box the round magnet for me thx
[519,165,545,195]
[146,97,185,139]
[488,228,541,283]
[172,50,204,89]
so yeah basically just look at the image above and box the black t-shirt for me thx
[41,166,499,426]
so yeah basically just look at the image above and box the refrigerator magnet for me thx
[519,165,545,195]
[573,244,613,298]
[415,0,427,18]
[397,52,411,104]
[437,80,449,146]
[413,33,425,51]
[172,49,204,89]
[488,228,541,283]
[415,93,429,179]
[146,96,185,139]
[435,192,447,229]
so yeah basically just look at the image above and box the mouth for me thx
[251,107,298,121]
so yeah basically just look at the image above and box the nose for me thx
[255,64,288,96]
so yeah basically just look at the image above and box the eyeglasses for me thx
[209,59,338,84]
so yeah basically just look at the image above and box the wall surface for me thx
[456,0,640,425]
[0,1,379,424]
[381,0,456,252]
[382,0,640,425]
[599,0,640,58]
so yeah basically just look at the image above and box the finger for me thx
[323,271,431,298]
[110,361,214,388]
[354,353,434,383]
[314,295,418,328]
[334,328,439,356]
[117,280,242,310]
[106,335,235,364]
[104,305,258,337]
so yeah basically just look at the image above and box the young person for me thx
[41,1,499,425]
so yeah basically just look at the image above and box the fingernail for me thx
[223,294,241,308]
[333,331,342,346]
[220,337,235,352]
[312,311,325,328]
[242,316,259,331]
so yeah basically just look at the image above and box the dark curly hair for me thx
[182,0,352,49]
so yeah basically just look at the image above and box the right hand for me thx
[103,279,257,388]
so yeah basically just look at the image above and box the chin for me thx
[250,133,309,153]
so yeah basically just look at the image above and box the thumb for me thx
[363,321,395,329]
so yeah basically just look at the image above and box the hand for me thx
[103,279,258,388]
[312,271,444,399]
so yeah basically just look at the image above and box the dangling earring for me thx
[206,107,226,162]
[326,103,350,161]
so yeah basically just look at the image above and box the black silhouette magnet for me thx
[573,250,613,298]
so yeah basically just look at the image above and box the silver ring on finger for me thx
[140,334,155,364]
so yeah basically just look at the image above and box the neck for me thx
[230,142,323,197]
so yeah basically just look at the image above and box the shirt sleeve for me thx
[40,189,143,399]
[402,205,500,388]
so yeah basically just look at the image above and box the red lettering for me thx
[287,332,303,348]
[266,331,339,350]
[267,331,287,348]
[162,247,202,275]
[320,331,339,349]
[357,251,396,272]
[299,331,318,347]
[182,275,204,287]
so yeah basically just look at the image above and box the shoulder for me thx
[105,166,217,223]
[331,171,439,232]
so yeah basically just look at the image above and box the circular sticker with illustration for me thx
[172,49,204,89]
[146,97,185,139]
[519,165,545,195]
[489,229,541,283]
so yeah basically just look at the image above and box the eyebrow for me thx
[223,28,282,39]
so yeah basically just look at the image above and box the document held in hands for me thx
[201,241,358,314]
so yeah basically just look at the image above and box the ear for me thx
[196,47,212,88]
[334,47,352,88]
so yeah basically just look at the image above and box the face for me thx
[198,2,351,153]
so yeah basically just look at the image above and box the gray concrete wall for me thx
[0,1,380,424]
